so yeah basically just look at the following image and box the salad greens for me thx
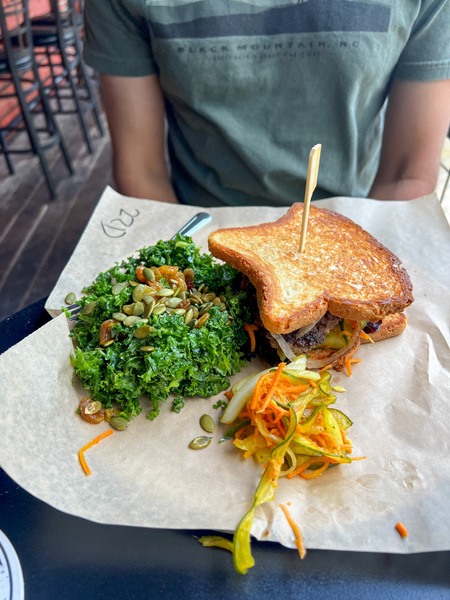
[69,236,255,421]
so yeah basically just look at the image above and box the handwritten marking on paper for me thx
[101,208,140,238]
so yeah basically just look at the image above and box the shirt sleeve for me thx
[393,0,450,81]
[83,0,157,77]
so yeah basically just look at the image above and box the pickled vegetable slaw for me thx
[201,355,364,574]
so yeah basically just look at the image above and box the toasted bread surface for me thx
[208,204,413,334]
[360,313,407,344]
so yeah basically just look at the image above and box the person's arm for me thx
[369,78,450,201]
[100,73,178,203]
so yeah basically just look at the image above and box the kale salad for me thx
[68,236,256,425]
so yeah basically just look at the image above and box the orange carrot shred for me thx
[244,323,257,353]
[359,330,375,343]
[78,429,113,476]
[395,522,408,538]
[258,362,285,412]
[225,391,234,400]
[280,504,306,559]
[345,358,362,377]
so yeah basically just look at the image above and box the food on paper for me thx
[208,203,413,371]
[201,355,363,573]
[68,236,256,422]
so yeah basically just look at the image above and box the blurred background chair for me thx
[0,0,73,199]
[30,0,104,155]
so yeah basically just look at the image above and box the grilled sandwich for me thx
[208,204,413,370]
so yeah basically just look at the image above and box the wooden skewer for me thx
[299,144,322,252]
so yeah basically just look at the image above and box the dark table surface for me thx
[1,300,449,600]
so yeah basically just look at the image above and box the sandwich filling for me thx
[267,312,367,370]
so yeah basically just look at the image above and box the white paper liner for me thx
[1,187,450,554]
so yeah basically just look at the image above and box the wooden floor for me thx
[0,99,113,322]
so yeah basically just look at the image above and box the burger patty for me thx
[281,312,342,352]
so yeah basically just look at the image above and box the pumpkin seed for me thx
[184,308,194,325]
[143,300,155,319]
[140,346,155,352]
[178,291,187,300]
[103,339,115,348]
[128,281,139,287]
[112,312,127,322]
[132,284,148,302]
[213,297,222,306]
[170,278,179,285]
[172,286,181,297]
[173,308,186,315]
[189,436,212,450]
[188,318,198,329]
[110,416,129,431]
[112,282,127,296]
[332,386,346,393]
[197,284,205,292]
[202,292,216,303]
[152,305,167,316]
[166,297,182,308]
[142,293,155,306]
[122,304,134,315]
[143,267,155,281]
[84,400,102,415]
[219,295,226,303]
[132,301,144,316]
[199,302,213,315]
[81,301,97,315]
[200,414,215,433]
[156,288,174,297]
[133,324,153,339]
[65,292,76,304]
[188,294,202,304]
[123,315,141,327]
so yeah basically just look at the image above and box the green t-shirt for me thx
[84,0,450,206]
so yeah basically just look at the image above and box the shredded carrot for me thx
[258,363,286,412]
[395,522,408,538]
[251,372,269,410]
[278,383,310,393]
[78,429,113,476]
[225,391,234,400]
[359,330,375,343]
[280,504,306,559]
[345,358,362,377]
[299,461,330,479]
[243,323,257,352]
[320,364,333,373]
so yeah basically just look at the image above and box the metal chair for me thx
[31,0,104,155]
[0,0,73,199]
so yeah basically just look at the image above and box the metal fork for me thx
[66,212,212,320]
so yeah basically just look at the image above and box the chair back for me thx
[50,0,82,40]
[0,0,34,69]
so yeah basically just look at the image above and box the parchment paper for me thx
[1,187,450,554]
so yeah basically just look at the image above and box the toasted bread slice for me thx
[208,204,413,334]
[360,313,407,344]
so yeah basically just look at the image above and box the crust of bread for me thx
[208,204,413,334]
[360,313,407,344]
